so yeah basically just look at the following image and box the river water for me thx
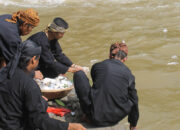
[0,0,180,129]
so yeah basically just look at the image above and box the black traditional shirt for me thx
[90,59,139,126]
[0,68,69,130]
[0,14,21,62]
[28,32,73,78]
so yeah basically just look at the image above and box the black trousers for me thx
[73,71,92,117]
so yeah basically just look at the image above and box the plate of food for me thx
[35,75,74,99]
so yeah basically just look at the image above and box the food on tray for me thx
[35,75,73,90]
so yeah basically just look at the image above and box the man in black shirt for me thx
[0,9,39,63]
[0,9,43,79]
[0,40,86,130]
[28,17,83,78]
[73,42,139,130]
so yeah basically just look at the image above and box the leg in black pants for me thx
[73,71,92,116]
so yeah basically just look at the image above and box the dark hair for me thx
[18,40,41,71]
[54,17,69,29]
[115,50,127,60]
[109,42,128,59]
[18,55,40,70]
[16,17,24,25]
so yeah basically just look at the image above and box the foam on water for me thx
[0,0,65,8]
[90,59,99,64]
[167,62,179,65]
[171,55,178,59]
[0,0,143,8]
[167,55,179,65]
[104,0,141,4]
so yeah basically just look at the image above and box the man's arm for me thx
[25,80,86,130]
[25,80,69,130]
[29,33,69,75]
[53,40,73,66]
[128,75,139,128]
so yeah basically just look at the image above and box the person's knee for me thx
[74,70,86,78]
[73,70,89,86]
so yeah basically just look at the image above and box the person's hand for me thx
[130,126,137,130]
[68,123,86,130]
[68,65,84,73]
[68,67,77,73]
[73,64,86,72]
[74,65,84,72]
[34,70,44,80]
[42,96,48,101]
[71,64,83,69]
[71,64,76,67]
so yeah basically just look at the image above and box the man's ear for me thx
[122,57,127,63]
[31,56,37,64]
[20,22,26,27]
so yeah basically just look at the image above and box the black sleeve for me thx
[0,24,21,62]
[128,75,139,127]
[41,43,69,74]
[25,80,69,130]
[91,63,99,83]
[53,41,73,67]
[91,62,105,83]
[91,64,96,82]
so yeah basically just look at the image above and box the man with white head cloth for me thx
[28,17,83,78]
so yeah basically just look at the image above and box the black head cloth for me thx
[0,40,41,82]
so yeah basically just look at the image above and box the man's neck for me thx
[114,58,125,63]
[25,65,33,74]
[46,31,55,41]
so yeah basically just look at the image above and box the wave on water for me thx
[0,0,65,8]
[0,0,143,8]
[167,55,179,65]
[167,62,179,65]
[103,0,141,4]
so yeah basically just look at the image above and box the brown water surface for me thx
[0,0,180,129]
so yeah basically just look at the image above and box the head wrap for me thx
[0,40,41,82]
[46,22,66,33]
[6,8,39,27]
[45,17,68,33]
[109,42,128,59]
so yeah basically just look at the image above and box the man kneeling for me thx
[73,42,139,130]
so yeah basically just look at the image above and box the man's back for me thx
[0,68,37,129]
[90,59,135,126]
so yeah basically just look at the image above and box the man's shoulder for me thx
[0,14,18,33]
[106,59,132,74]
[96,59,116,66]
[13,69,39,92]
[33,31,45,36]
[29,31,45,40]
[28,32,47,45]
[14,68,34,82]
[0,14,11,20]
[92,59,110,66]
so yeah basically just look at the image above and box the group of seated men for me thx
[0,8,139,130]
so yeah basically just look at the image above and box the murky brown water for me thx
[0,0,180,129]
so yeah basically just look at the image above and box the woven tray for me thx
[41,86,74,100]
